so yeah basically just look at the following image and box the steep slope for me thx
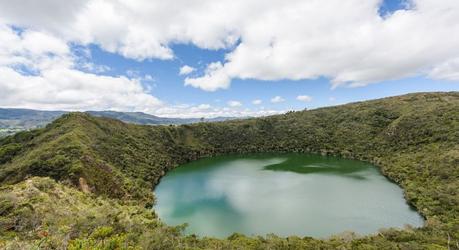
[0,177,181,249]
[0,92,458,249]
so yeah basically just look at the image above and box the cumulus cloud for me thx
[197,104,211,110]
[179,65,196,75]
[227,100,242,107]
[0,24,281,117]
[155,104,283,118]
[184,0,459,90]
[0,0,243,60]
[1,0,458,108]
[0,25,71,71]
[1,0,459,90]
[270,96,285,103]
[252,99,262,105]
[0,19,289,117]
[184,62,230,91]
[296,95,312,102]
[0,24,161,112]
[429,58,459,81]
[0,0,444,90]
[0,67,162,112]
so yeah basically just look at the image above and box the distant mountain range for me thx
[0,108,240,137]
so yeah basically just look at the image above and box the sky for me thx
[0,0,458,118]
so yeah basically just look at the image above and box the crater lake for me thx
[154,153,424,238]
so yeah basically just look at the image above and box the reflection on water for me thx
[154,153,424,238]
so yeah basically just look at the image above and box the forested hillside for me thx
[0,92,458,249]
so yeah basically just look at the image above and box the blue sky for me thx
[89,42,458,111]
[0,0,458,117]
[83,0,458,113]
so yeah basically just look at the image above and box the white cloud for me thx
[184,62,230,91]
[329,97,336,102]
[0,0,243,61]
[227,100,242,107]
[0,24,161,112]
[155,103,283,118]
[2,0,458,90]
[186,0,459,90]
[270,96,285,103]
[0,0,457,101]
[79,62,111,73]
[0,21,292,118]
[179,65,196,75]
[429,58,459,81]
[0,24,284,118]
[252,99,262,105]
[197,104,211,110]
[0,67,162,112]
[296,95,312,102]
[0,25,72,71]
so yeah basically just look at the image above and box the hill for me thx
[0,108,239,137]
[0,92,458,249]
[86,110,237,125]
[0,109,66,137]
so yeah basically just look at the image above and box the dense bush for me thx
[0,143,21,164]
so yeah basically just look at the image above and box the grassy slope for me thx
[0,92,458,249]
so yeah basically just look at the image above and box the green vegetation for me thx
[0,92,458,249]
[0,128,24,138]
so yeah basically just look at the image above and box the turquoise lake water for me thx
[155,153,424,238]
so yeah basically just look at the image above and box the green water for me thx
[154,153,424,238]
